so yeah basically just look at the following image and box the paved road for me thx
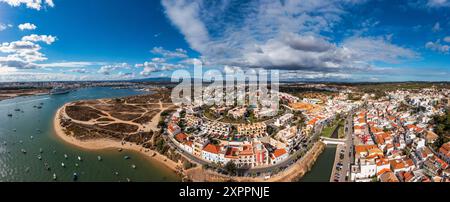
[329,113,354,182]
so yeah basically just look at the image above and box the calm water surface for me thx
[299,145,336,182]
[0,87,179,182]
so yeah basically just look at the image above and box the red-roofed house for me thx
[271,148,288,165]
[202,144,221,163]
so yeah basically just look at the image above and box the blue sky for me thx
[0,0,449,82]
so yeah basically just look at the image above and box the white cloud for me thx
[425,40,450,53]
[427,0,450,7]
[18,23,37,31]
[22,34,56,45]
[0,24,8,31]
[161,0,210,52]
[98,63,130,75]
[151,47,188,58]
[161,0,417,76]
[39,61,105,68]
[444,36,450,43]
[69,68,88,74]
[0,0,55,10]
[432,22,441,32]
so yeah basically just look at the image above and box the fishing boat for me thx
[7,113,12,117]
[37,155,42,160]
[77,156,82,161]
[75,163,79,167]
[53,173,57,181]
[21,149,27,154]
[114,171,119,176]
[131,164,136,169]
[61,162,65,167]
[14,108,20,112]
[124,156,130,160]
[118,148,123,152]
[97,156,102,161]
[64,154,68,159]
[73,173,78,181]
[30,136,34,139]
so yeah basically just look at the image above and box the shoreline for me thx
[53,105,183,178]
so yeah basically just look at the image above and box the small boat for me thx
[7,113,13,117]
[25,167,30,173]
[30,136,34,139]
[118,148,123,152]
[14,108,20,112]
[2,141,6,146]
[77,156,82,161]
[64,154,68,159]
[73,173,78,181]
[53,173,57,181]
[37,155,42,160]
[37,106,42,109]
[114,171,119,176]
[97,156,102,161]
[21,149,27,154]
[75,163,79,167]
[124,156,130,160]
[61,162,65,167]
[39,148,43,153]
[131,164,136,169]
[12,129,16,132]
[19,140,23,144]
[126,178,131,182]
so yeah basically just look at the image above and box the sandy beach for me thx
[53,105,182,176]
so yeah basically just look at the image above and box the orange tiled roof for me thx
[273,148,287,158]
[175,133,187,142]
[203,144,220,154]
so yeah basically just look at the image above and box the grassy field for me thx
[321,119,345,139]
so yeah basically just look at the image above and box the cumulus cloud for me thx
[0,0,55,10]
[139,62,157,76]
[98,63,130,75]
[161,0,418,75]
[22,34,56,45]
[425,40,450,53]
[0,23,12,31]
[0,34,57,69]
[18,23,37,31]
